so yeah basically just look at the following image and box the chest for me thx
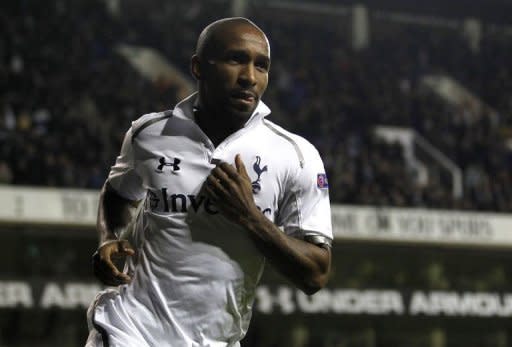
[134,135,286,218]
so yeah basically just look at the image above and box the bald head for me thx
[190,17,271,128]
[195,17,270,60]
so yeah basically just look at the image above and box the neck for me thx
[194,108,242,147]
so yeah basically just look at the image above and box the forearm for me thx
[205,156,331,294]
[97,181,139,245]
[241,211,331,295]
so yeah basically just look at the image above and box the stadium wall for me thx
[2,185,512,248]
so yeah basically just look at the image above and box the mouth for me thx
[231,90,258,105]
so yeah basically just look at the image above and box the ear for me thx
[190,54,201,80]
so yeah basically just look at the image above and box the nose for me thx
[238,63,256,87]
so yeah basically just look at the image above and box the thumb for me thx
[235,154,249,178]
[118,240,135,256]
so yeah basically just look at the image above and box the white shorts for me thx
[85,289,114,347]
[85,287,242,347]
[85,328,105,347]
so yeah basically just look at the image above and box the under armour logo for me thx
[251,156,268,194]
[156,157,181,173]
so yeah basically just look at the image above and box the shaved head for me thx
[190,17,271,135]
[195,17,270,60]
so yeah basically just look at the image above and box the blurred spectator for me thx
[2,0,512,213]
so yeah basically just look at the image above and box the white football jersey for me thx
[87,93,332,347]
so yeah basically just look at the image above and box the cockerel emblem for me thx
[251,156,268,194]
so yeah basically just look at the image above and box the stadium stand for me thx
[2,1,512,346]
[2,0,511,211]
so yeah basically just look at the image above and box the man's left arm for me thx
[205,154,331,295]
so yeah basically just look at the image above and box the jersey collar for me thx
[172,92,271,127]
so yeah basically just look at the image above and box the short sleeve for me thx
[107,127,147,201]
[276,142,333,241]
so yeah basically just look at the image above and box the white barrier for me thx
[0,185,98,227]
[332,205,512,247]
[2,185,512,247]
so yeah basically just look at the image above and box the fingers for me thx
[206,173,230,199]
[93,257,130,286]
[203,155,260,225]
[92,241,133,286]
[95,259,132,286]
[116,240,135,257]
[204,183,220,202]
[210,164,239,195]
[216,162,239,180]
[93,253,127,286]
[210,165,232,182]
[235,154,249,178]
[205,155,254,198]
[210,155,248,183]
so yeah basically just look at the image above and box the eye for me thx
[255,60,270,72]
[226,52,246,64]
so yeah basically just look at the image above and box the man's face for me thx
[197,24,270,123]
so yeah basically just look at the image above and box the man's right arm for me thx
[93,181,140,286]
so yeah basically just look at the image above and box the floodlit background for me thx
[1,0,512,346]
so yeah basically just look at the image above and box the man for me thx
[86,17,332,347]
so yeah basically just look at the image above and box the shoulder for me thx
[261,119,323,168]
[130,110,173,141]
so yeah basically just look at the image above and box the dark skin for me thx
[206,154,331,294]
[190,21,271,146]
[93,182,137,286]
[94,19,331,294]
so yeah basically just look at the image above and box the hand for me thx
[205,154,261,225]
[92,239,134,286]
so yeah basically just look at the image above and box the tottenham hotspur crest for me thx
[251,156,268,194]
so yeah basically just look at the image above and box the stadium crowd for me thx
[2,2,512,347]
[1,0,512,212]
